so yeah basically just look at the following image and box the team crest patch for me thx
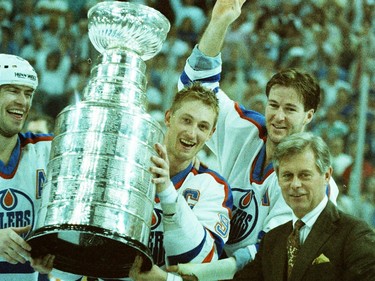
[149,209,164,265]
[151,208,162,230]
[227,189,258,244]
[0,188,35,237]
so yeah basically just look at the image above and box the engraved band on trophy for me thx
[27,1,170,278]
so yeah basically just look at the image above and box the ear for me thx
[324,166,333,183]
[207,127,216,140]
[165,110,172,127]
[304,109,315,126]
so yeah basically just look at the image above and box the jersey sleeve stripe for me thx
[234,103,267,140]
[20,132,53,147]
[202,169,233,214]
[202,245,215,263]
[208,228,225,257]
[167,228,208,265]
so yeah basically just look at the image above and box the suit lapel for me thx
[289,201,339,281]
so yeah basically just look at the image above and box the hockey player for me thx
[0,54,81,281]
[129,83,232,281]
[168,0,340,280]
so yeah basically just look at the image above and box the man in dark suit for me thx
[235,132,375,281]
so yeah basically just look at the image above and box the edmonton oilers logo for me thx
[151,208,163,230]
[0,188,35,238]
[227,189,258,244]
[0,189,18,211]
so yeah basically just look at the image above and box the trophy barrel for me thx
[27,1,170,278]
[28,103,163,277]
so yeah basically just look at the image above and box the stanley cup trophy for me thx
[27,1,170,278]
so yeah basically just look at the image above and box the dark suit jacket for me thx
[234,201,375,281]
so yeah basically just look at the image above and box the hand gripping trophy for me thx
[27,1,170,278]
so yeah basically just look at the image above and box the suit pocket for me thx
[304,263,340,281]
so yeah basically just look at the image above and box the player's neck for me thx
[0,134,18,165]
[168,156,192,178]
[265,140,276,167]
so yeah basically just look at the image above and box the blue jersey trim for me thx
[171,163,193,187]
[180,71,221,86]
[0,261,35,273]
[0,138,21,175]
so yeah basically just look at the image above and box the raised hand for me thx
[199,0,247,57]
[150,142,172,194]
[211,0,247,25]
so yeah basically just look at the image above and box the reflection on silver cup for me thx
[27,1,170,278]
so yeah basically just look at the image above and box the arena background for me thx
[1,0,373,228]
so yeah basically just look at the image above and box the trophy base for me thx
[28,224,153,278]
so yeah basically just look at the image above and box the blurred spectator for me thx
[360,176,375,227]
[176,17,199,48]
[13,0,44,42]
[242,78,264,111]
[145,71,163,115]
[329,136,353,179]
[170,0,207,34]
[335,87,356,121]
[36,0,68,16]
[336,182,358,217]
[312,105,349,143]
[66,59,91,104]
[35,49,72,118]
[20,30,48,70]
[0,0,12,27]
[25,113,55,134]
[342,140,375,194]
[70,18,99,64]
[248,94,267,115]
[146,0,175,26]
[0,25,18,54]
[40,14,63,51]
[160,26,189,65]
[319,65,351,110]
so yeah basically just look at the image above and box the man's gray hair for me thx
[273,132,332,174]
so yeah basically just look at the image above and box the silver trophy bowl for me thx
[27,1,170,278]
[88,0,170,61]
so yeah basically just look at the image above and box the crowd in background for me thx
[1,0,374,227]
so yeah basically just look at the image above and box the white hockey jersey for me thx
[178,46,339,264]
[0,132,52,281]
[150,163,232,267]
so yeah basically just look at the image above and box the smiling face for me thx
[277,148,332,218]
[164,99,216,166]
[0,84,34,138]
[265,85,314,145]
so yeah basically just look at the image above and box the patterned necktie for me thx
[287,219,305,279]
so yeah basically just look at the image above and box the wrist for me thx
[158,182,178,204]
[233,247,253,270]
[166,272,183,281]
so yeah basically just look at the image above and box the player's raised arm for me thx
[178,0,247,94]
[198,0,246,57]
